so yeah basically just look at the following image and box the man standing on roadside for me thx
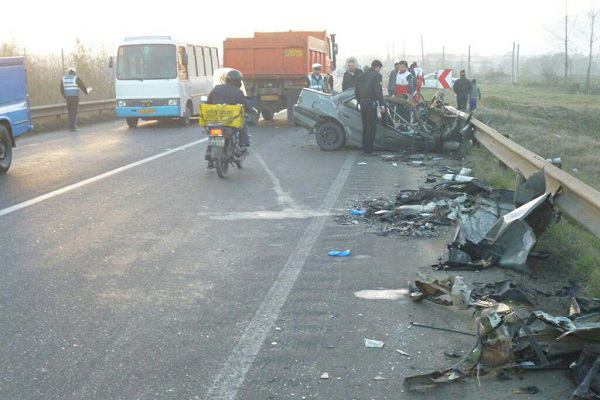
[453,69,472,111]
[60,67,90,132]
[355,60,386,156]
[388,62,400,97]
[342,58,362,91]
[306,63,329,93]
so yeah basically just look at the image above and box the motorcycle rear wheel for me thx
[215,155,229,178]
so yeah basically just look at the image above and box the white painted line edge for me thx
[204,151,356,400]
[0,138,207,217]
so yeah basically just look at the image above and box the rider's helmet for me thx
[225,69,243,88]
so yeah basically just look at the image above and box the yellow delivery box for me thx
[198,104,245,128]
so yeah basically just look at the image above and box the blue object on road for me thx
[328,250,351,257]
[0,56,33,174]
[350,209,366,216]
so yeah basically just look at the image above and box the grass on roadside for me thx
[455,84,600,297]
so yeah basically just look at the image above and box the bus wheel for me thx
[126,118,139,128]
[0,125,13,175]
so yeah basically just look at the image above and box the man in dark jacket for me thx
[60,67,89,132]
[453,70,472,111]
[342,58,362,91]
[355,60,386,156]
[387,62,399,97]
[205,69,252,167]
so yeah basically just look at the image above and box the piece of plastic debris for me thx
[275,327,282,331]
[358,162,367,165]
[392,163,398,166]
[364,338,385,348]
[350,209,366,216]
[320,372,330,379]
[328,250,351,257]
[411,161,423,166]
[374,375,387,381]
[442,174,476,182]
[354,289,408,300]
[458,167,472,176]
[395,349,410,357]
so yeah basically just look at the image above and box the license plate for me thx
[139,109,155,114]
[209,137,225,147]
[261,95,279,101]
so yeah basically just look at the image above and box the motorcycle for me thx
[206,124,246,178]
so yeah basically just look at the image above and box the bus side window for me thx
[186,45,198,78]
[196,46,206,76]
[178,46,188,80]
[203,47,213,76]
[211,48,220,70]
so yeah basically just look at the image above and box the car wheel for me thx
[315,121,346,151]
[261,109,274,121]
[126,117,139,128]
[0,124,13,175]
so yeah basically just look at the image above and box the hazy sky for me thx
[1,0,597,58]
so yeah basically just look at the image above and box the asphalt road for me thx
[0,117,572,399]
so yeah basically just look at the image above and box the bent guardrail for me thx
[30,99,115,120]
[447,105,600,239]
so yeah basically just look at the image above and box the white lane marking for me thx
[204,151,356,400]
[255,153,296,208]
[205,209,330,221]
[0,138,207,218]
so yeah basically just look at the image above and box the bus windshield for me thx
[117,44,177,80]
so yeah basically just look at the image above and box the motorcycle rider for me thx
[205,69,252,168]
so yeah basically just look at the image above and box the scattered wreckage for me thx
[293,89,469,154]
[406,276,600,399]
[340,164,557,272]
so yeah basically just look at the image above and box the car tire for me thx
[126,118,139,128]
[261,109,274,121]
[315,121,346,151]
[0,124,13,175]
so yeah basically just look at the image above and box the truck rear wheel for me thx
[315,121,346,151]
[126,118,139,128]
[261,109,274,121]
[0,125,13,175]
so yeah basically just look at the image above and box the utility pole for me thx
[564,0,569,85]
[61,48,65,72]
[442,46,445,67]
[420,35,425,71]
[468,45,471,76]
[516,43,520,83]
[511,42,516,84]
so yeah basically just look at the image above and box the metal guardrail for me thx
[30,99,115,120]
[447,105,600,238]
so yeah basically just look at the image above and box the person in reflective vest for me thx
[394,61,416,125]
[306,63,330,93]
[60,67,89,132]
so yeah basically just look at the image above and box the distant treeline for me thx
[1,40,114,106]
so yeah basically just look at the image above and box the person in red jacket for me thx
[394,61,415,125]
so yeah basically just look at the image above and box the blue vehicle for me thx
[0,56,33,174]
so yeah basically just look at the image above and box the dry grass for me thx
[2,40,114,106]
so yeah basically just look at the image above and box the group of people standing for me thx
[453,69,481,112]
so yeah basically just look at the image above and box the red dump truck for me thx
[223,31,338,123]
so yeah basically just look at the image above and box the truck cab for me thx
[0,56,33,174]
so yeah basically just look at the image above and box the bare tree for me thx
[545,0,578,86]
[586,4,600,95]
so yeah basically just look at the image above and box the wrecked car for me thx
[293,89,467,153]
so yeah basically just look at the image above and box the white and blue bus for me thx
[114,36,219,128]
